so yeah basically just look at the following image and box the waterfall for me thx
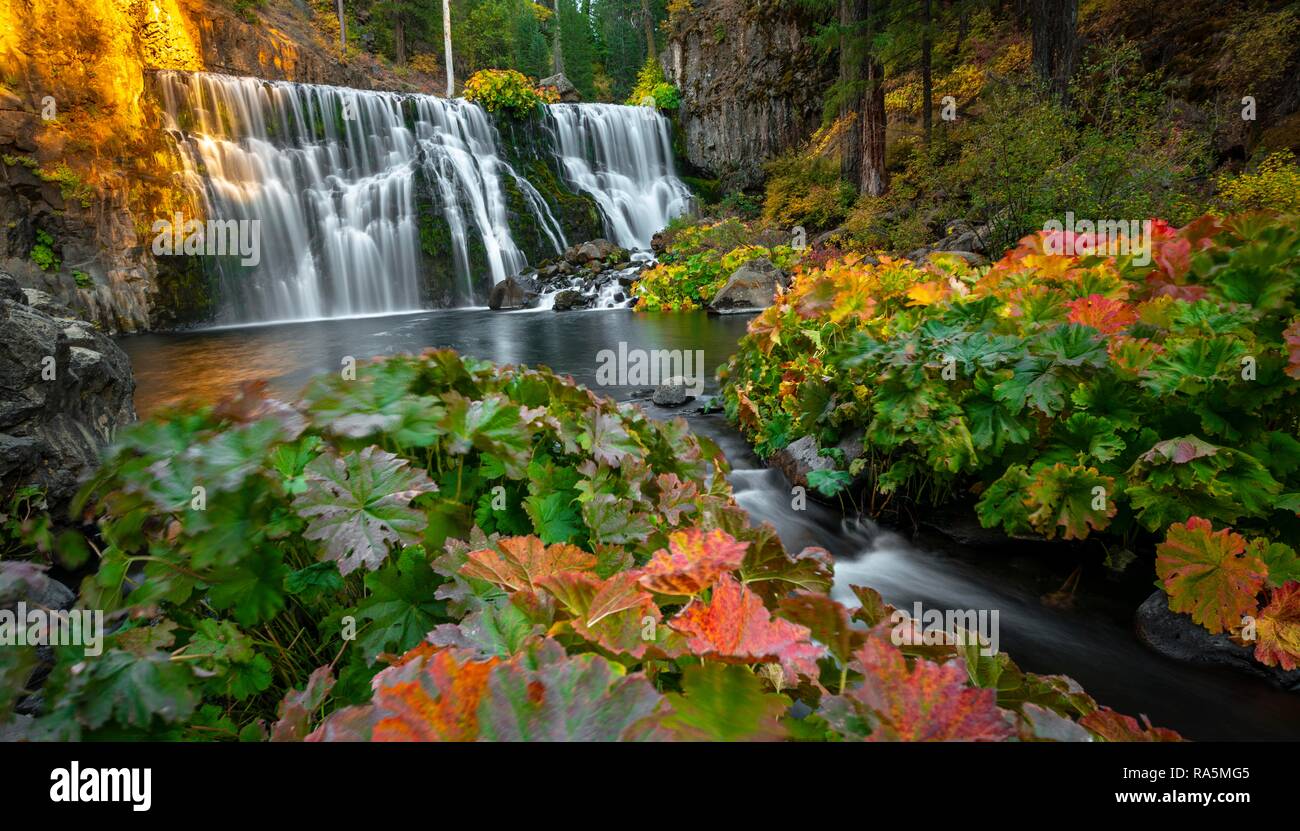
[546,103,693,251]
[156,72,689,325]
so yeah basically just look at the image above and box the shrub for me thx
[721,212,1300,666]
[30,229,58,272]
[634,218,801,311]
[0,350,1172,742]
[1213,151,1300,214]
[463,69,552,118]
[761,153,855,231]
[625,55,679,111]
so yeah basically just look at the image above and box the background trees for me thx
[329,0,667,102]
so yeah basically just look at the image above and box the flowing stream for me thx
[119,309,1300,741]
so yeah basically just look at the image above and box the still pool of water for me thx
[119,308,1300,740]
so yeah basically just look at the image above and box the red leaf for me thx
[636,527,748,596]
[1080,707,1183,742]
[669,574,824,682]
[845,633,1013,741]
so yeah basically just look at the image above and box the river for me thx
[118,307,1300,740]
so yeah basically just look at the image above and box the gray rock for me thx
[0,283,135,511]
[0,272,25,304]
[563,239,623,266]
[769,435,834,490]
[665,0,835,190]
[552,289,592,312]
[1135,590,1300,691]
[652,377,689,406]
[708,257,788,313]
[487,277,531,311]
[539,73,581,103]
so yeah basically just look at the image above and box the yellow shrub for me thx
[1213,151,1300,214]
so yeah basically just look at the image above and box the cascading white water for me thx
[157,72,690,325]
[547,103,693,251]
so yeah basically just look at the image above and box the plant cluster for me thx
[721,213,1300,664]
[462,69,555,118]
[625,55,679,111]
[0,351,1176,741]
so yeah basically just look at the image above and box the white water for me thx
[157,72,685,325]
[547,103,693,250]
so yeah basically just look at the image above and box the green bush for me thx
[8,352,740,738]
[463,69,555,118]
[30,229,59,272]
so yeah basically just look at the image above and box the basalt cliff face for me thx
[0,0,438,333]
[664,0,834,191]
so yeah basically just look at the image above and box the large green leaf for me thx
[294,446,437,574]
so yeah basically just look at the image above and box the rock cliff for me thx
[0,272,135,512]
[664,0,834,190]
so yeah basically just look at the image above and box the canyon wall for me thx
[664,0,834,190]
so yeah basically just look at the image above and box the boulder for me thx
[563,239,623,265]
[708,257,789,313]
[0,271,135,512]
[652,377,689,407]
[539,73,581,103]
[488,276,531,311]
[552,289,592,312]
[769,435,834,490]
[1135,590,1300,691]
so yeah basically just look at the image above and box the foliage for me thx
[1213,152,1300,215]
[0,349,1172,741]
[633,240,799,312]
[721,212,1300,664]
[30,229,59,272]
[462,69,554,117]
[625,55,679,110]
[762,153,856,231]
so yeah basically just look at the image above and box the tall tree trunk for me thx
[838,0,865,185]
[553,0,565,74]
[860,55,887,196]
[1030,0,1078,104]
[921,0,932,144]
[395,14,407,66]
[443,0,454,96]
[640,0,656,59]
[336,0,347,53]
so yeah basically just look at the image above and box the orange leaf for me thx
[1065,294,1137,334]
[460,535,597,593]
[905,279,950,307]
[669,574,824,681]
[1253,581,1300,671]
[371,648,498,742]
[636,527,748,596]
[1155,517,1266,635]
